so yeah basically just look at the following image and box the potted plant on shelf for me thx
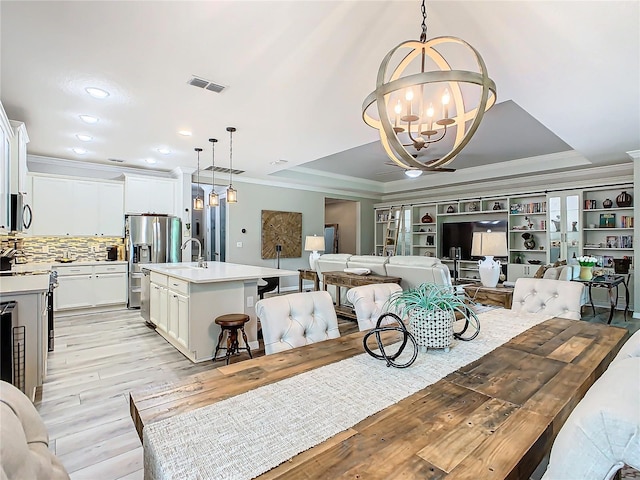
[386,283,479,353]
[577,256,598,280]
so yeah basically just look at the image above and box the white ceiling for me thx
[1,1,639,189]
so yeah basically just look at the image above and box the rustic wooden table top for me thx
[130,317,627,480]
[322,270,402,287]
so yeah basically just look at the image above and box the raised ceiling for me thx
[1,1,638,190]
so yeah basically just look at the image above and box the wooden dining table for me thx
[130,316,627,479]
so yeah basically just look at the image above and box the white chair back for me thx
[511,278,584,320]
[345,283,403,331]
[255,291,340,355]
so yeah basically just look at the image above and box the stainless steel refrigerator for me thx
[126,215,181,309]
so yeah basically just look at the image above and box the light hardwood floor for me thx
[35,308,358,479]
[36,307,636,479]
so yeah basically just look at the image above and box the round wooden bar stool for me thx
[213,313,253,365]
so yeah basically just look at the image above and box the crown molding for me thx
[378,162,633,205]
[28,154,177,179]
[0,102,13,139]
[627,149,640,160]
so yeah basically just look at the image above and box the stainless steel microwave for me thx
[10,193,32,232]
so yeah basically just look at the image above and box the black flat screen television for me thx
[441,220,507,260]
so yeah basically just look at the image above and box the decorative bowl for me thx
[527,260,542,265]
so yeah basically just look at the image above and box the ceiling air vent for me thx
[108,158,125,163]
[188,75,226,93]
[204,165,244,175]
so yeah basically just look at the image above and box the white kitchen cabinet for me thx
[176,293,189,348]
[53,263,127,312]
[150,282,162,327]
[30,174,124,236]
[124,175,176,215]
[98,183,125,236]
[9,120,29,194]
[31,176,73,235]
[93,264,127,306]
[55,270,94,310]
[158,286,168,333]
[0,104,12,231]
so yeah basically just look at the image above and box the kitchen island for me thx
[0,272,50,401]
[144,262,297,363]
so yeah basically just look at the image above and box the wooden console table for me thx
[463,284,514,309]
[322,271,401,319]
[298,269,319,292]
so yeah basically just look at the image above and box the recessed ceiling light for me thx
[404,169,423,178]
[157,147,171,155]
[72,147,88,155]
[85,87,110,99]
[178,130,192,136]
[270,159,289,165]
[76,134,93,142]
[145,158,157,164]
[79,115,99,124]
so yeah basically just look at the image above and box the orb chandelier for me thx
[193,147,204,210]
[208,138,219,207]
[362,0,496,172]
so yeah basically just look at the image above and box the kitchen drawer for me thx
[167,277,189,295]
[95,264,127,274]
[150,272,168,286]
[55,265,93,276]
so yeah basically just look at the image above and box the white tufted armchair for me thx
[255,291,341,355]
[511,278,585,320]
[345,283,403,332]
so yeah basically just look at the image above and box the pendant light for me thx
[226,126,237,203]
[208,138,219,207]
[193,147,204,210]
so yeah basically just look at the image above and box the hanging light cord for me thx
[228,128,234,186]
[419,0,427,42]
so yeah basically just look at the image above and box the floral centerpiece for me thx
[386,283,479,353]
[577,255,598,280]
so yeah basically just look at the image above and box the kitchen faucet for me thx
[181,238,207,268]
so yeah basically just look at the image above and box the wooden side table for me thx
[298,269,319,292]
[322,271,402,320]
[463,284,513,309]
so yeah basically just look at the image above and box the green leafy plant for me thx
[386,282,476,321]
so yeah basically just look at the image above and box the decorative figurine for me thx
[616,191,632,207]
[447,205,455,213]
[421,212,433,223]
[492,202,502,210]
[603,198,613,208]
[522,232,536,250]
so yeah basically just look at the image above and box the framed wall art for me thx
[261,210,302,259]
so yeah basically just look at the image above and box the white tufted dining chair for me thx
[345,283,403,332]
[511,278,585,320]
[255,291,341,355]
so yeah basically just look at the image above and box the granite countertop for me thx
[10,260,127,273]
[144,262,298,284]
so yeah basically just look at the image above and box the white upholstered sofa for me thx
[539,329,640,480]
[0,381,70,480]
[315,254,452,292]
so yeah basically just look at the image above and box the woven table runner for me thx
[144,310,553,480]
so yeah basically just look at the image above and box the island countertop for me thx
[144,261,298,284]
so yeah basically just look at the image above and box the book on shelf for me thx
[510,201,547,214]
[599,213,616,228]
[605,235,633,249]
[621,215,634,228]
[584,199,597,210]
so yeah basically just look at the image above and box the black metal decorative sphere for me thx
[363,313,418,368]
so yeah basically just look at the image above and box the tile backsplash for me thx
[2,236,124,263]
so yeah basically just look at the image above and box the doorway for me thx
[324,198,359,254]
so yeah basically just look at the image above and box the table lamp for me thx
[304,235,325,270]
[471,231,507,287]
